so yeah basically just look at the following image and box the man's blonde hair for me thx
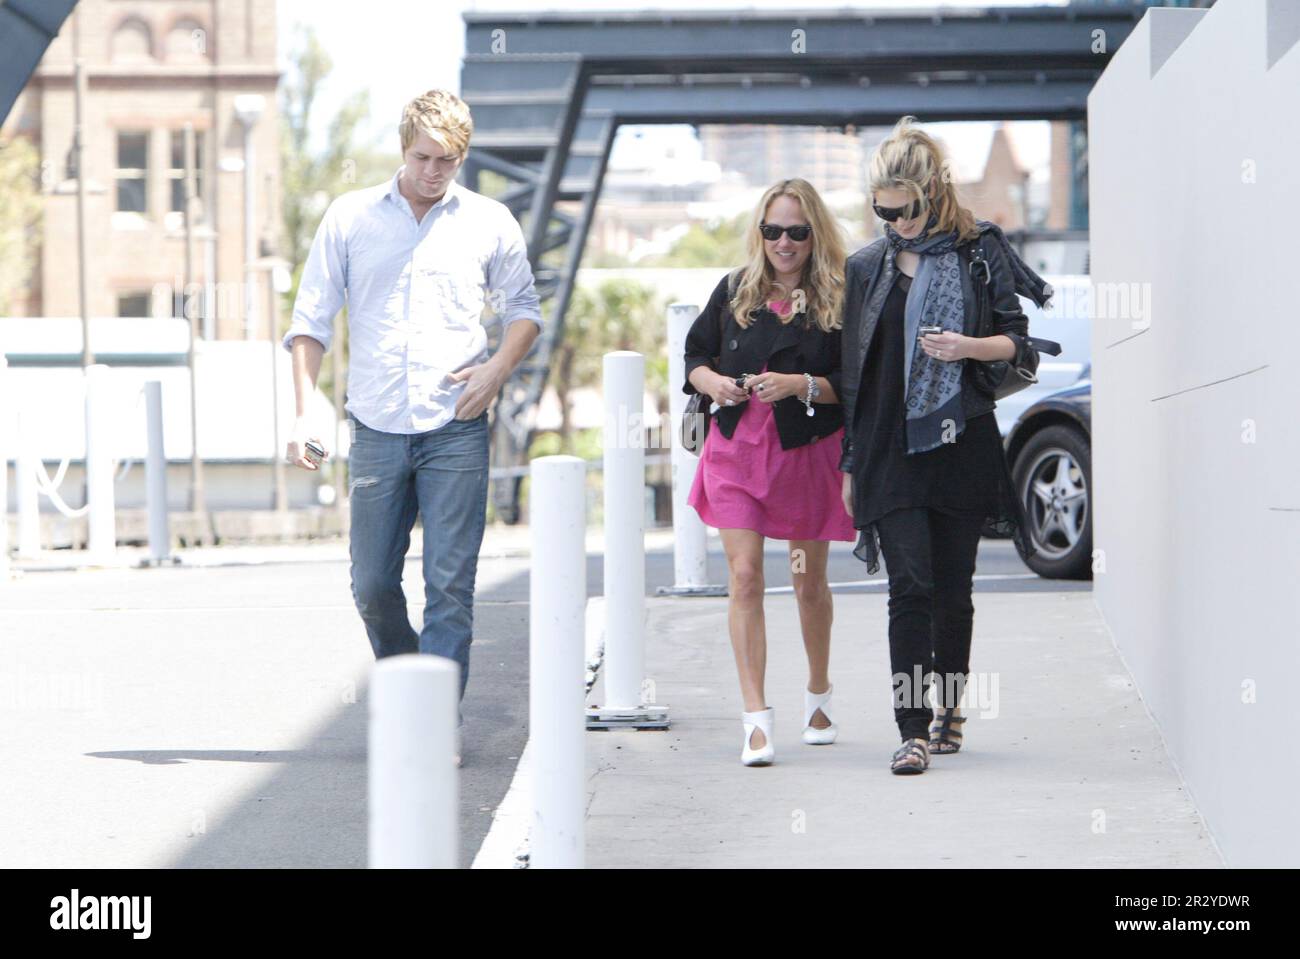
[399,90,473,156]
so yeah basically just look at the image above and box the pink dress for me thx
[687,302,855,542]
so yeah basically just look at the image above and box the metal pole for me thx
[74,59,92,369]
[233,97,264,340]
[84,365,115,563]
[529,455,587,868]
[368,654,459,869]
[143,381,170,564]
[242,126,256,340]
[202,231,217,342]
[182,123,211,545]
[266,274,288,512]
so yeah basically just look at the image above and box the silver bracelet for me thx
[802,373,818,417]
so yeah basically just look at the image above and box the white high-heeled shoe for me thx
[741,707,775,766]
[801,684,838,745]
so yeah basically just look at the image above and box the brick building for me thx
[1,0,281,340]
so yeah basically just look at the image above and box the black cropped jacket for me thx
[837,235,1032,473]
[682,272,844,450]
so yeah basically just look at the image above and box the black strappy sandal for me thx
[890,737,930,775]
[929,708,967,754]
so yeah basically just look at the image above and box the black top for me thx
[682,271,844,450]
[849,270,1014,570]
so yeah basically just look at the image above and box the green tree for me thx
[278,25,391,396]
[0,135,41,315]
[641,211,749,268]
[550,278,666,452]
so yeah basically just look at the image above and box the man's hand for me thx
[286,416,328,471]
[448,358,509,419]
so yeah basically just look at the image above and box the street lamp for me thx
[233,94,265,342]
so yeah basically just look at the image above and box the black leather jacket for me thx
[837,233,1032,472]
[683,272,844,450]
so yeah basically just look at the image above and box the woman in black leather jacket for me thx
[838,116,1038,775]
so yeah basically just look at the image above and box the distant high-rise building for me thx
[698,125,865,195]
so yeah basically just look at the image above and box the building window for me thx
[111,18,154,62]
[169,130,205,213]
[116,131,149,213]
[117,292,150,318]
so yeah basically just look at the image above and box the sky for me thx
[276,0,1075,180]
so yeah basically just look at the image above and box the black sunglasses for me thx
[872,199,925,222]
[759,221,812,242]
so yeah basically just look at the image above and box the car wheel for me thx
[1012,424,1092,580]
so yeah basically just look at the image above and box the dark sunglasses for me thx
[759,221,812,242]
[872,199,925,222]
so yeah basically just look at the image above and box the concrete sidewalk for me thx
[583,590,1223,868]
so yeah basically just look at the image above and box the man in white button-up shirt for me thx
[283,91,541,751]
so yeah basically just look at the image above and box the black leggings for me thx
[875,507,984,741]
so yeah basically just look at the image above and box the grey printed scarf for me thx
[884,213,966,454]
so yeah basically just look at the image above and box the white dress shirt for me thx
[283,167,543,434]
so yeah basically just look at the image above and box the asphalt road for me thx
[0,532,1086,868]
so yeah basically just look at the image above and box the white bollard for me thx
[662,303,717,594]
[84,365,116,562]
[529,455,587,868]
[602,351,646,711]
[368,654,458,869]
[143,381,170,565]
[588,353,669,730]
[14,412,40,560]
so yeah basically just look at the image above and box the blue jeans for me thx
[347,411,489,703]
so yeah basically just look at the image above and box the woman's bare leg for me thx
[789,539,832,728]
[720,527,769,747]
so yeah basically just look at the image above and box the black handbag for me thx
[681,270,740,455]
[680,390,710,455]
[961,240,1061,401]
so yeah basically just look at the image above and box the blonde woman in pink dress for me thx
[683,178,853,766]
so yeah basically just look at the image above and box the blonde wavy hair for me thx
[731,178,847,333]
[399,89,473,156]
[868,116,979,245]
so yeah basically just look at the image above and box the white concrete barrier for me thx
[665,303,712,593]
[368,654,459,869]
[601,351,646,710]
[1088,0,1300,866]
[529,455,587,868]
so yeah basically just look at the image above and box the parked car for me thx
[981,275,1093,579]
[993,275,1091,438]
[1003,379,1092,580]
